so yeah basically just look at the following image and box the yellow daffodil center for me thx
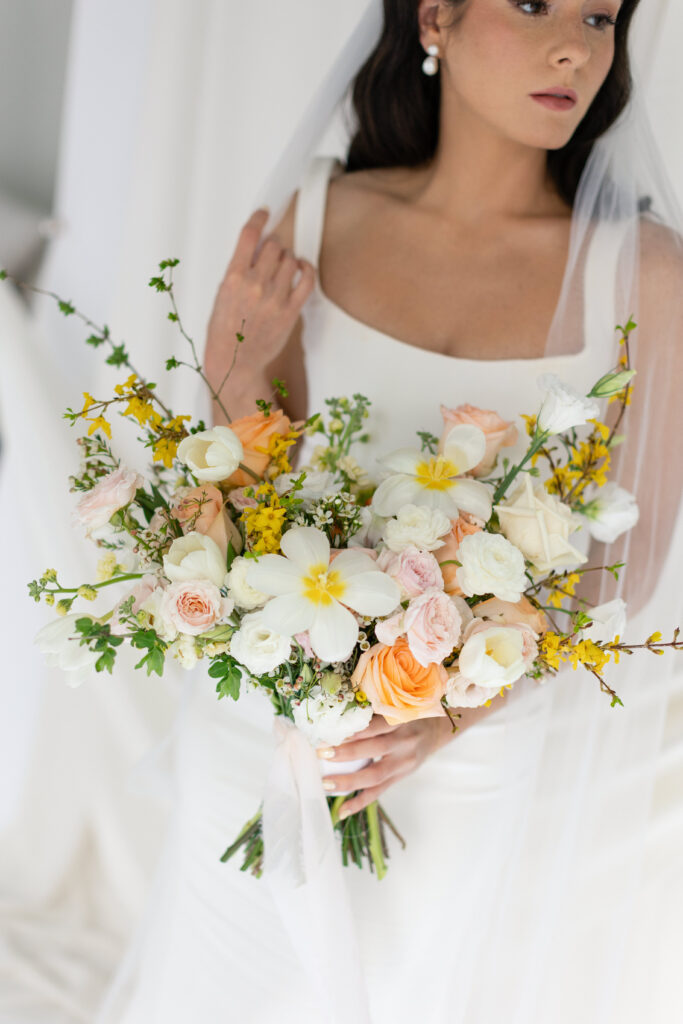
[302,563,347,606]
[415,455,459,491]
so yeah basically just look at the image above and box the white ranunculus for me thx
[292,685,373,747]
[383,504,452,554]
[455,531,527,603]
[34,614,100,686]
[168,633,200,670]
[582,483,640,543]
[536,374,600,436]
[445,674,497,710]
[177,425,243,482]
[496,473,588,574]
[580,599,627,644]
[229,611,292,676]
[163,532,228,589]
[226,555,269,610]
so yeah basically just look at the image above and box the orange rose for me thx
[439,404,517,477]
[351,638,447,725]
[438,513,483,596]
[173,485,242,560]
[472,595,548,634]
[227,409,292,487]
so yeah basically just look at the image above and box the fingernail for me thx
[338,807,350,820]
[322,780,337,792]
[316,747,336,760]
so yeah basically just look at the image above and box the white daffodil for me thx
[371,424,493,522]
[246,526,400,663]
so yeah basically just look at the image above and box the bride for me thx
[101,2,683,1022]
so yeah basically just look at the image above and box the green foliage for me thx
[255,398,272,416]
[272,377,289,398]
[130,628,166,676]
[86,333,106,348]
[58,300,75,316]
[416,430,438,454]
[134,485,170,525]
[148,275,170,293]
[158,258,180,270]
[0,269,7,280]
[75,618,124,675]
[166,356,180,370]
[226,539,238,573]
[209,656,242,701]
[106,344,129,367]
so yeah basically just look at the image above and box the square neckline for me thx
[304,155,596,367]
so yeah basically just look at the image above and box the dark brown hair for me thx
[345,0,643,208]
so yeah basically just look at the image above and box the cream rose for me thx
[226,555,269,610]
[383,504,451,554]
[377,546,444,599]
[160,580,233,636]
[496,473,587,574]
[376,588,462,667]
[229,611,291,675]
[177,425,243,483]
[74,466,143,533]
[536,374,600,436]
[163,533,229,589]
[449,619,538,701]
[455,531,527,603]
[439,404,517,477]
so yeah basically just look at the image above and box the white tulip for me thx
[34,614,100,686]
[536,374,600,436]
[163,532,228,589]
[177,425,243,482]
[582,483,639,543]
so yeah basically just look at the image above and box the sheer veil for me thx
[249,1,683,1019]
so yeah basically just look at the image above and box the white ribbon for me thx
[262,718,372,1024]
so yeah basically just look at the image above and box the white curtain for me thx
[1,0,681,1020]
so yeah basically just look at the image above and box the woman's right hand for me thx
[205,207,316,385]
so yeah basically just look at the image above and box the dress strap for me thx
[294,155,341,267]
[583,216,633,352]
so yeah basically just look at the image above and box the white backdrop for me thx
[0,1,681,1021]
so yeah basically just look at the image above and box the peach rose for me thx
[472,595,548,634]
[172,485,242,560]
[351,638,447,725]
[438,513,483,596]
[439,404,517,477]
[161,580,233,636]
[227,409,292,487]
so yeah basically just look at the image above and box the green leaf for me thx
[85,333,105,348]
[75,617,96,636]
[95,649,117,674]
[226,540,238,573]
[165,356,180,370]
[215,668,241,701]
[148,275,169,292]
[0,268,7,280]
[167,312,179,323]
[58,300,75,316]
[255,399,272,417]
[611,694,624,709]
[159,258,180,270]
[272,377,289,398]
[106,344,129,367]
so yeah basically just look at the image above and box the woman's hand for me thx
[204,207,315,419]
[317,714,458,819]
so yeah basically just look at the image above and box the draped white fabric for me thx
[1,1,682,1020]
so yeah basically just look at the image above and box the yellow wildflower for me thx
[87,415,112,439]
[80,392,96,415]
[114,373,138,396]
[153,437,179,469]
[123,396,156,426]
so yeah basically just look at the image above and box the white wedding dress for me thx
[100,155,682,1024]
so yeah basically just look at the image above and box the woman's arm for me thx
[203,196,314,424]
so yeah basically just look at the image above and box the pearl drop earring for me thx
[422,44,440,76]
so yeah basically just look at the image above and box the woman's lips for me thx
[530,94,577,112]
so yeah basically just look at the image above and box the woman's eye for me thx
[514,1,550,13]
[586,13,617,30]
[512,2,617,29]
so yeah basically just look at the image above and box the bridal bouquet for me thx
[13,259,681,880]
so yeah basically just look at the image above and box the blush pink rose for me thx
[376,588,462,667]
[439,404,518,477]
[172,485,242,560]
[75,466,143,533]
[438,513,484,596]
[377,546,444,599]
[161,580,233,636]
[472,595,549,634]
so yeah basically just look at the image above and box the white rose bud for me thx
[587,368,636,398]
[581,483,639,543]
[580,598,627,644]
[455,531,527,603]
[383,504,451,554]
[163,532,229,589]
[226,555,269,610]
[177,425,243,482]
[229,610,291,675]
[536,373,600,436]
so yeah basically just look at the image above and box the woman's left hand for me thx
[317,714,457,819]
